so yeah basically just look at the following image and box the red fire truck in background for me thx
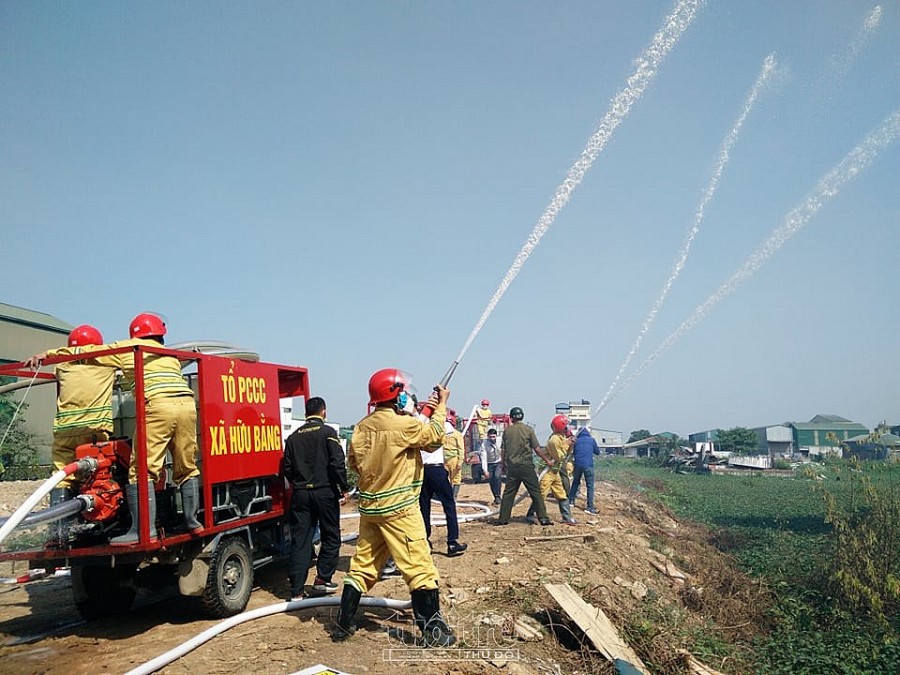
[0,344,308,620]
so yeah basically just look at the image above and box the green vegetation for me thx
[0,378,43,480]
[601,458,900,674]
[716,426,761,456]
[628,429,651,443]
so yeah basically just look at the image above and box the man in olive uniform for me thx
[335,369,455,648]
[495,407,554,526]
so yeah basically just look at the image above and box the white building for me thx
[555,400,622,450]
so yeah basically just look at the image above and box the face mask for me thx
[397,392,409,411]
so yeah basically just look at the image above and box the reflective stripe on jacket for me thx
[48,347,115,434]
[349,404,446,517]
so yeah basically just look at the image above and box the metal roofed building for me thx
[1,302,74,464]
[843,431,900,461]
[751,424,794,457]
[788,414,869,459]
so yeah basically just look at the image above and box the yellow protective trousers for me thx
[445,456,462,487]
[129,395,199,485]
[343,507,439,594]
[539,470,568,502]
[52,429,110,488]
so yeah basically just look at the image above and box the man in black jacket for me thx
[284,397,350,599]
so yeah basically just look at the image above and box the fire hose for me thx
[0,497,84,531]
[127,489,540,674]
[0,456,107,547]
[0,469,70,547]
[125,596,412,675]
[1,470,542,674]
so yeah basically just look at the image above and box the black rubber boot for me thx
[333,584,361,641]
[411,588,456,648]
[111,482,158,546]
[180,476,204,533]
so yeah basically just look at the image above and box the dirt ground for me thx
[0,477,766,675]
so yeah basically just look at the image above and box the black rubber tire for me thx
[201,536,253,618]
[72,563,138,620]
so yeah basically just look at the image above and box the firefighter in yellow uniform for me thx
[442,409,465,499]
[474,398,492,441]
[527,414,576,525]
[35,313,202,544]
[335,369,455,648]
[27,325,116,546]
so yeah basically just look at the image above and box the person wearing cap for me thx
[335,369,455,648]
[25,324,116,546]
[494,407,554,526]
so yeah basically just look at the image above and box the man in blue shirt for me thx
[568,428,601,514]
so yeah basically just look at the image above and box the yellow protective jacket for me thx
[538,432,570,473]
[45,346,116,434]
[349,403,446,517]
[76,339,193,400]
[475,406,492,433]
[441,429,464,461]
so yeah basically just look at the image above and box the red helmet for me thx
[367,368,410,405]
[550,414,570,433]
[130,313,167,339]
[447,408,457,426]
[68,324,103,347]
[481,399,490,407]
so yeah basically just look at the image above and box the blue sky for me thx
[3,2,898,440]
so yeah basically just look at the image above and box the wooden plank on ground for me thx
[544,582,651,675]
[523,533,596,542]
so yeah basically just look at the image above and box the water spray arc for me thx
[601,107,900,409]
[814,5,884,100]
[449,0,704,376]
[595,53,778,416]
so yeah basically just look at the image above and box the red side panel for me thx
[198,358,286,484]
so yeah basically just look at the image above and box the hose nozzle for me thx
[420,360,460,419]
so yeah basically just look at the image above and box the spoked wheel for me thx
[201,536,253,617]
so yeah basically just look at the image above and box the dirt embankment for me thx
[0,478,767,675]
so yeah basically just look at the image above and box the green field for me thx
[600,458,900,674]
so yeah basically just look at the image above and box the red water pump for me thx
[73,440,132,523]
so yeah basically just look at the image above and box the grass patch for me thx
[601,458,900,674]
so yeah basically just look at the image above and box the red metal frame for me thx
[0,346,309,561]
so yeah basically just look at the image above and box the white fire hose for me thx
[125,596,412,675]
[0,469,68,546]
[127,484,545,674]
